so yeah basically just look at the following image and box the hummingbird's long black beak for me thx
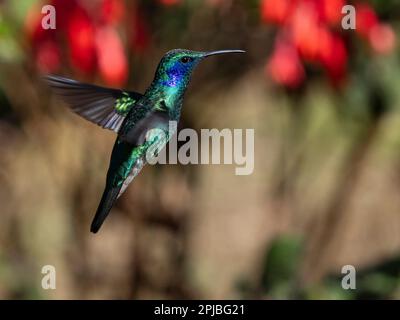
[203,50,246,57]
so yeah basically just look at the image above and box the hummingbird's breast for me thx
[117,90,182,146]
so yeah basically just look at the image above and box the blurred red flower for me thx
[290,0,322,61]
[35,40,61,73]
[261,0,294,25]
[26,0,152,86]
[355,3,379,39]
[96,26,128,86]
[101,0,125,25]
[369,23,396,55]
[267,38,305,89]
[322,0,345,26]
[320,33,348,86]
[262,0,396,89]
[67,6,97,74]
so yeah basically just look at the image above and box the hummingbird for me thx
[45,49,245,233]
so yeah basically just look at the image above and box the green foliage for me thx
[261,236,303,298]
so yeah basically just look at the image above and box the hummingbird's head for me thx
[154,49,245,89]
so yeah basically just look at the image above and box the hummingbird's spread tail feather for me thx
[90,183,122,233]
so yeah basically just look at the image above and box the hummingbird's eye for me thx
[180,56,193,64]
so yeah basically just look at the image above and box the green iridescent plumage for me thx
[45,48,245,233]
[115,92,136,115]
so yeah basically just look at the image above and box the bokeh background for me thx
[0,0,400,299]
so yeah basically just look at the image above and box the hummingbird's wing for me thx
[45,75,143,132]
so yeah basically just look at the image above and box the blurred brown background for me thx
[0,0,400,299]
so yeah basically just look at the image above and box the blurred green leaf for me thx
[261,235,303,297]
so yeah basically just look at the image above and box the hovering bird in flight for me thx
[46,48,245,233]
